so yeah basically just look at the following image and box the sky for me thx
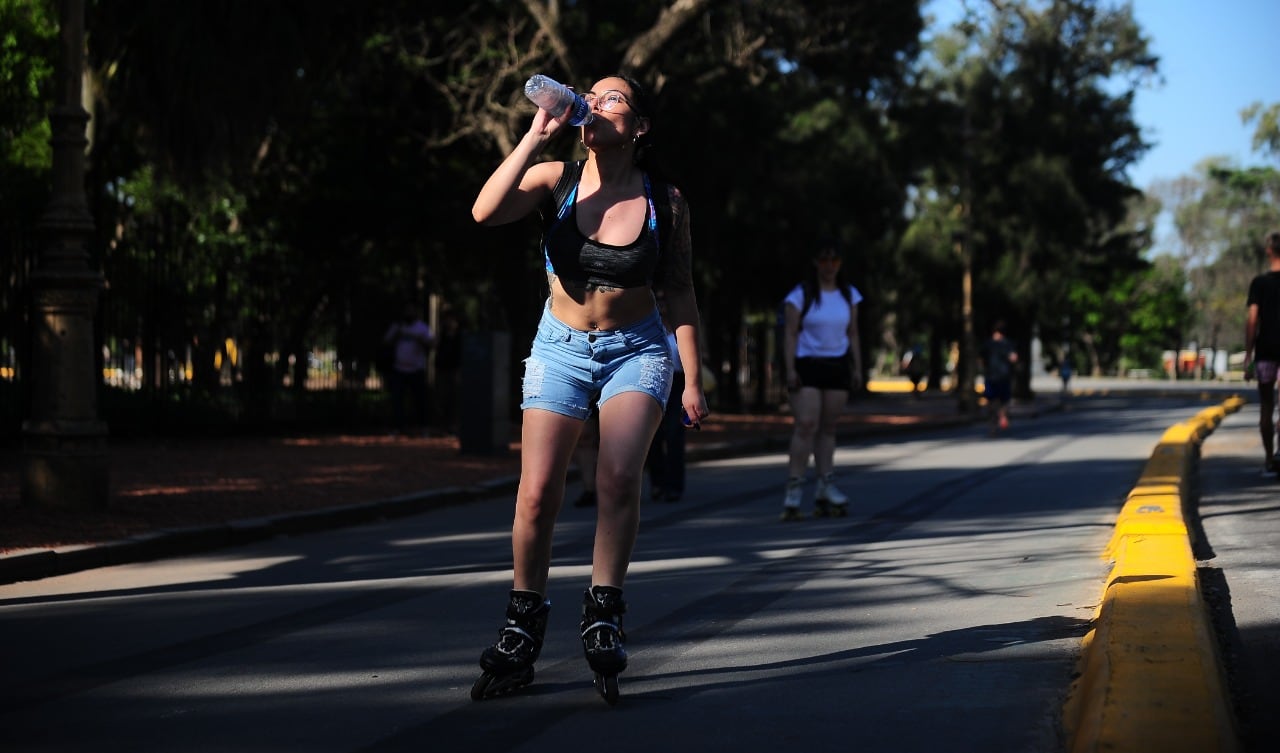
[924,0,1279,189]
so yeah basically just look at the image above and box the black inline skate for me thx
[580,585,627,705]
[470,589,550,701]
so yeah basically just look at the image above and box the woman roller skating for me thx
[469,70,707,704]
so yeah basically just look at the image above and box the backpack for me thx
[542,160,675,284]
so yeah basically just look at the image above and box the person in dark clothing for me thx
[647,294,687,502]
[1244,230,1280,475]
[982,321,1018,434]
[433,308,462,435]
[383,303,434,437]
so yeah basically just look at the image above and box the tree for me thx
[1165,160,1280,355]
[899,0,1156,392]
[1242,101,1280,162]
[1,0,57,395]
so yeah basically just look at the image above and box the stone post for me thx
[21,0,109,509]
[458,331,510,455]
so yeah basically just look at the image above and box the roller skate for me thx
[779,477,805,521]
[580,585,627,705]
[813,474,848,518]
[470,589,550,701]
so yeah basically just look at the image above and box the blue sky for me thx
[924,0,1279,189]
[1124,0,1277,188]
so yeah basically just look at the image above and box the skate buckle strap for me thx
[496,626,537,654]
[581,620,626,642]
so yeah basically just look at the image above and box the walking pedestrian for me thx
[468,72,708,703]
[432,307,462,435]
[1244,230,1280,476]
[647,293,687,502]
[780,240,863,520]
[382,303,434,437]
[982,321,1018,435]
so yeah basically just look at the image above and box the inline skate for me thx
[470,589,550,700]
[580,585,628,705]
[813,474,849,517]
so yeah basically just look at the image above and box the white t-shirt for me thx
[784,285,863,358]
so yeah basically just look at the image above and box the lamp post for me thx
[21,0,109,509]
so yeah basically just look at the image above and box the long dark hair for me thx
[611,72,669,181]
[798,238,854,318]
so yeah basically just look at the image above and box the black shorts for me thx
[795,355,851,391]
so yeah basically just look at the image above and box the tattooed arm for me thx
[656,185,709,424]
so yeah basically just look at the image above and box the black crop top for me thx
[541,163,662,289]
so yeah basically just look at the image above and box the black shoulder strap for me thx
[651,178,673,250]
[541,160,584,275]
[550,160,584,217]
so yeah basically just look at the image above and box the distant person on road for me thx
[383,303,435,438]
[981,321,1018,434]
[433,308,463,436]
[468,72,709,701]
[780,239,863,521]
[1244,230,1280,476]
[901,343,926,398]
[647,293,687,502]
[1059,355,1073,394]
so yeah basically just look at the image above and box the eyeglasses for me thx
[582,90,632,113]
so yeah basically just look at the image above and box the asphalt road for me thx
[0,389,1272,753]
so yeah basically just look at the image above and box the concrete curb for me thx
[1063,395,1246,753]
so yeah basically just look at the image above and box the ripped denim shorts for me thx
[521,303,674,420]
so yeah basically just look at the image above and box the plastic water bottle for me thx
[523,74,594,126]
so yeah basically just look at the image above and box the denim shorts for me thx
[521,304,674,420]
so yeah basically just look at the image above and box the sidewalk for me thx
[0,387,996,584]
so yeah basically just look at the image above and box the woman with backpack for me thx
[469,73,708,703]
[780,240,863,520]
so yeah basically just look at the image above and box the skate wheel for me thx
[471,667,534,701]
[470,672,494,701]
[594,673,620,706]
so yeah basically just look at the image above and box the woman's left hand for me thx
[682,387,709,430]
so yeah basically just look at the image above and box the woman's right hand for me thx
[527,101,569,140]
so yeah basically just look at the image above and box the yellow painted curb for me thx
[1071,535,1237,753]
[1064,398,1240,753]
[1103,493,1187,560]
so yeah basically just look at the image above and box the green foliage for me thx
[897,0,1157,378]
[1169,160,1280,349]
[1,0,57,365]
[1242,101,1280,162]
[0,0,55,162]
[4,0,1190,433]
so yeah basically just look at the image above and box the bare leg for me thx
[573,412,599,504]
[788,386,822,479]
[512,409,583,595]
[1260,382,1276,464]
[812,388,848,477]
[591,392,663,587]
